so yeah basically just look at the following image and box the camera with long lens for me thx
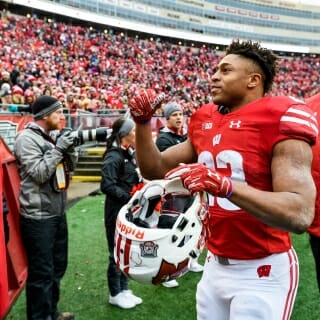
[60,127,111,146]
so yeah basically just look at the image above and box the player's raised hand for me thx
[129,89,166,124]
[166,163,233,198]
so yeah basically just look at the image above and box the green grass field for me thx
[6,194,320,319]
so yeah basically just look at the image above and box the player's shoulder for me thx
[191,103,218,119]
[272,96,318,145]
[188,103,218,131]
[249,96,317,146]
[262,95,305,108]
[306,92,320,111]
[262,95,315,118]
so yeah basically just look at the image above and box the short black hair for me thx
[225,39,278,94]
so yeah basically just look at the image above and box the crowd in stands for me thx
[0,9,320,116]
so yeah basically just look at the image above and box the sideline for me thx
[67,180,101,209]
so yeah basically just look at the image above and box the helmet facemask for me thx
[115,178,208,285]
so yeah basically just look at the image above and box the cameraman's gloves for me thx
[56,131,74,154]
[128,89,166,124]
[165,163,233,198]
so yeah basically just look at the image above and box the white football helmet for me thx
[114,177,208,285]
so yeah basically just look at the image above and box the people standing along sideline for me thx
[14,95,77,320]
[100,117,143,309]
[128,39,318,320]
[156,101,203,289]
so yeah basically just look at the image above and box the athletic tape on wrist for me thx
[225,179,233,198]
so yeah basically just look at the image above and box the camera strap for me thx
[53,158,71,192]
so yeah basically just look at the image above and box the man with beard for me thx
[14,95,77,320]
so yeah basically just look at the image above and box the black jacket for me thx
[100,146,139,226]
[156,127,187,152]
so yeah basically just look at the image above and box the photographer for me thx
[14,95,77,320]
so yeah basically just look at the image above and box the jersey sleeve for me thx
[279,102,318,146]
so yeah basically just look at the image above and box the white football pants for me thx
[196,248,298,320]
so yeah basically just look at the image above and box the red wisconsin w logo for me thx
[152,258,189,285]
[257,264,272,278]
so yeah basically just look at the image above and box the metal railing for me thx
[0,106,168,150]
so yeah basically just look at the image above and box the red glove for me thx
[128,89,166,124]
[165,163,233,198]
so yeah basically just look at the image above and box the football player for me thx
[128,40,318,320]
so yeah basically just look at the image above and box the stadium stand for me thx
[1,2,319,317]
[6,0,320,52]
[0,0,319,119]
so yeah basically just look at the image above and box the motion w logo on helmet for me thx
[152,258,189,285]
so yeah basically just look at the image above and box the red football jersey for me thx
[188,96,318,259]
[306,93,320,237]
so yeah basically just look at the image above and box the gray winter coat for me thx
[14,122,78,219]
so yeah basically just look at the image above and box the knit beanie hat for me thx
[163,102,182,119]
[32,95,63,120]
